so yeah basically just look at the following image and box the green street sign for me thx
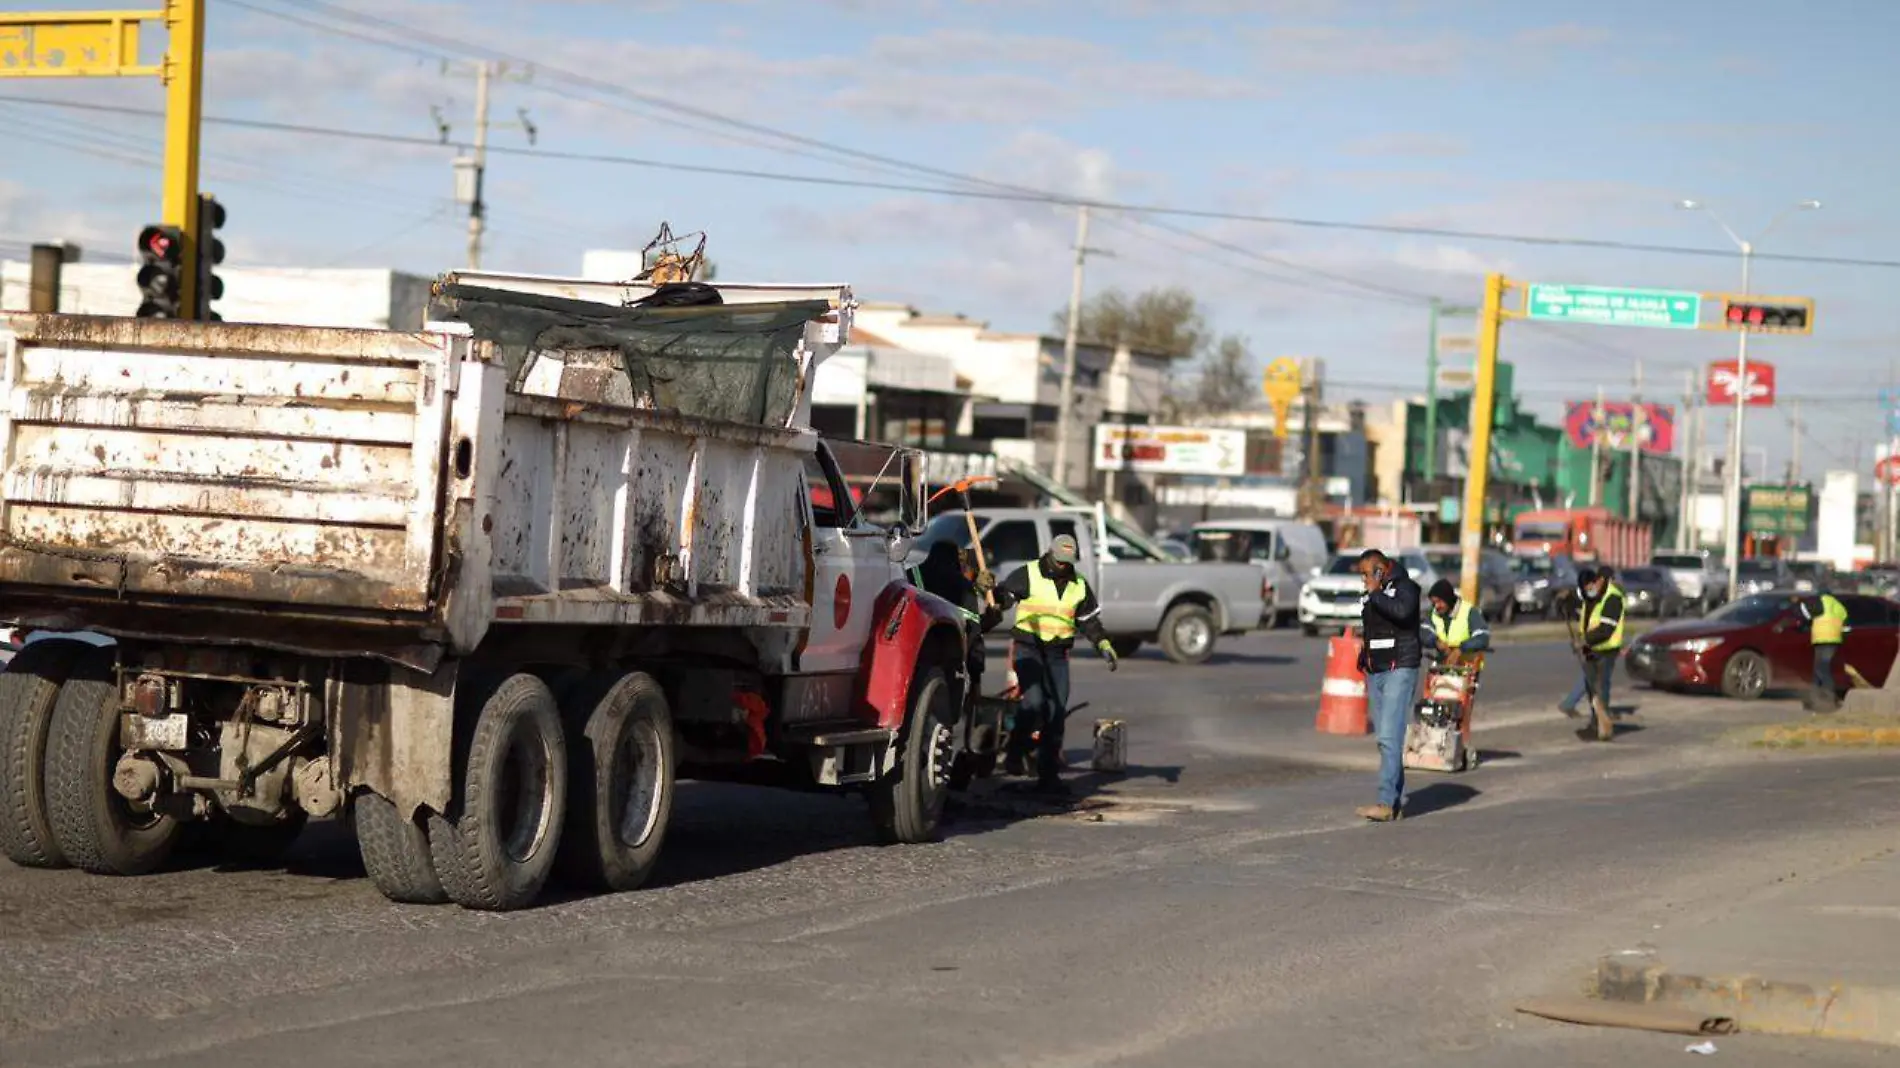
[1743,484,1811,536]
[1525,284,1702,330]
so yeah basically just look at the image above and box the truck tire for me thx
[870,665,954,845]
[555,671,674,894]
[354,792,448,904]
[427,673,567,911]
[0,638,89,869]
[1158,603,1218,665]
[43,650,181,876]
[1108,638,1143,659]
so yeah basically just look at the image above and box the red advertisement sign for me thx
[1561,402,1677,453]
[1707,360,1776,407]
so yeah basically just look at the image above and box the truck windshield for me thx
[1651,554,1704,569]
[1516,522,1568,541]
[1192,529,1268,563]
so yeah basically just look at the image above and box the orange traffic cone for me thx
[1315,628,1370,735]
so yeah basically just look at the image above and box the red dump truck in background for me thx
[1512,508,1652,569]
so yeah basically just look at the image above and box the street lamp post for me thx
[1678,198,1821,601]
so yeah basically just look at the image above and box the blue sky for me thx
[3,0,1897,479]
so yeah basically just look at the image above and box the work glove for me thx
[1097,640,1119,672]
[973,569,996,592]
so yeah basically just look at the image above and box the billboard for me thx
[1707,360,1776,407]
[1562,401,1678,454]
[1094,425,1245,477]
[1743,483,1812,536]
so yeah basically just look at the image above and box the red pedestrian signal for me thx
[135,224,186,319]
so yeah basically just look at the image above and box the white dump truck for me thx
[0,272,978,910]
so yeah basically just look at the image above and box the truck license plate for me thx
[121,712,189,751]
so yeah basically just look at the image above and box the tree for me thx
[1194,335,1257,417]
[1054,286,1210,360]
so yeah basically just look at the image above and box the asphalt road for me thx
[2,632,1893,1068]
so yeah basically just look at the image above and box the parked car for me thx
[1298,547,1438,636]
[1735,558,1789,598]
[914,507,1267,664]
[1787,560,1828,593]
[1190,519,1331,628]
[1624,591,1900,700]
[1513,553,1581,618]
[1617,566,1685,618]
[1423,545,1520,624]
[1650,551,1730,614]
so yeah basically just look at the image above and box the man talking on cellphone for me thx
[1353,549,1421,822]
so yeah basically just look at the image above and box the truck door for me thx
[800,444,886,675]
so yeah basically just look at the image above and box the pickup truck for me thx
[911,507,1266,665]
[1650,551,1730,615]
[0,272,988,911]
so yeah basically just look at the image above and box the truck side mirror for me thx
[899,451,927,535]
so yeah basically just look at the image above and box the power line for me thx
[3,92,1890,272]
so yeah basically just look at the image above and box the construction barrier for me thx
[1315,628,1370,735]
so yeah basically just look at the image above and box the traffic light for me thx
[135,224,186,319]
[1721,298,1813,335]
[196,194,225,321]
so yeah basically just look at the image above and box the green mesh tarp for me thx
[430,283,828,427]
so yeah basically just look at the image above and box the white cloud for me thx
[1343,132,1470,158]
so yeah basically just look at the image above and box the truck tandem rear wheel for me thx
[0,638,91,869]
[1158,603,1218,665]
[427,673,568,911]
[355,792,448,904]
[43,649,182,876]
[869,665,954,845]
[555,670,674,894]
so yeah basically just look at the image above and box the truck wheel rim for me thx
[613,719,664,850]
[927,718,954,792]
[498,728,555,864]
[1175,615,1212,656]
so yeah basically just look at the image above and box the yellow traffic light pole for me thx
[0,0,204,312]
[1457,272,1517,609]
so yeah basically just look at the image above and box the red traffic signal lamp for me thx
[1720,297,1813,335]
[135,224,186,319]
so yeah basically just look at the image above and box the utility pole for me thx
[466,60,490,270]
[1679,369,1697,551]
[1590,385,1605,507]
[1629,359,1643,521]
[440,61,536,271]
[1788,400,1802,485]
[1425,299,1441,483]
[1052,205,1091,491]
[1299,360,1324,518]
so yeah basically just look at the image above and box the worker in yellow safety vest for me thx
[991,534,1116,795]
[1559,567,1624,742]
[1424,579,1492,665]
[1798,589,1850,711]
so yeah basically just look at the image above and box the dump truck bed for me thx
[0,280,851,664]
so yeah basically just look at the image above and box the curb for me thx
[1489,619,1663,646]
[1743,723,1900,748]
[1593,956,1900,1045]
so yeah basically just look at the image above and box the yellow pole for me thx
[1457,272,1506,607]
[160,0,203,316]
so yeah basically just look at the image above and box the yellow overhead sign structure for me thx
[0,1,204,315]
[1262,357,1303,440]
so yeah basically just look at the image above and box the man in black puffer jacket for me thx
[1353,548,1422,822]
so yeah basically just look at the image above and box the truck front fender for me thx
[858,582,966,730]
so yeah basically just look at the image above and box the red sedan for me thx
[1624,591,1900,700]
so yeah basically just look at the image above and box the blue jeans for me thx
[1814,643,1838,696]
[1366,667,1419,810]
[1564,653,1617,713]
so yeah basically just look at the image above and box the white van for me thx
[1189,519,1330,627]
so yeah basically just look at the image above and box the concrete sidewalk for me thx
[1591,846,1900,1045]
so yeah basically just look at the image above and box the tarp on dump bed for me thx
[430,283,829,428]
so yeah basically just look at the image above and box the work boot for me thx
[1003,752,1028,777]
[1593,701,1615,742]
[1356,803,1401,822]
[1033,776,1072,798]
[1557,703,1581,719]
